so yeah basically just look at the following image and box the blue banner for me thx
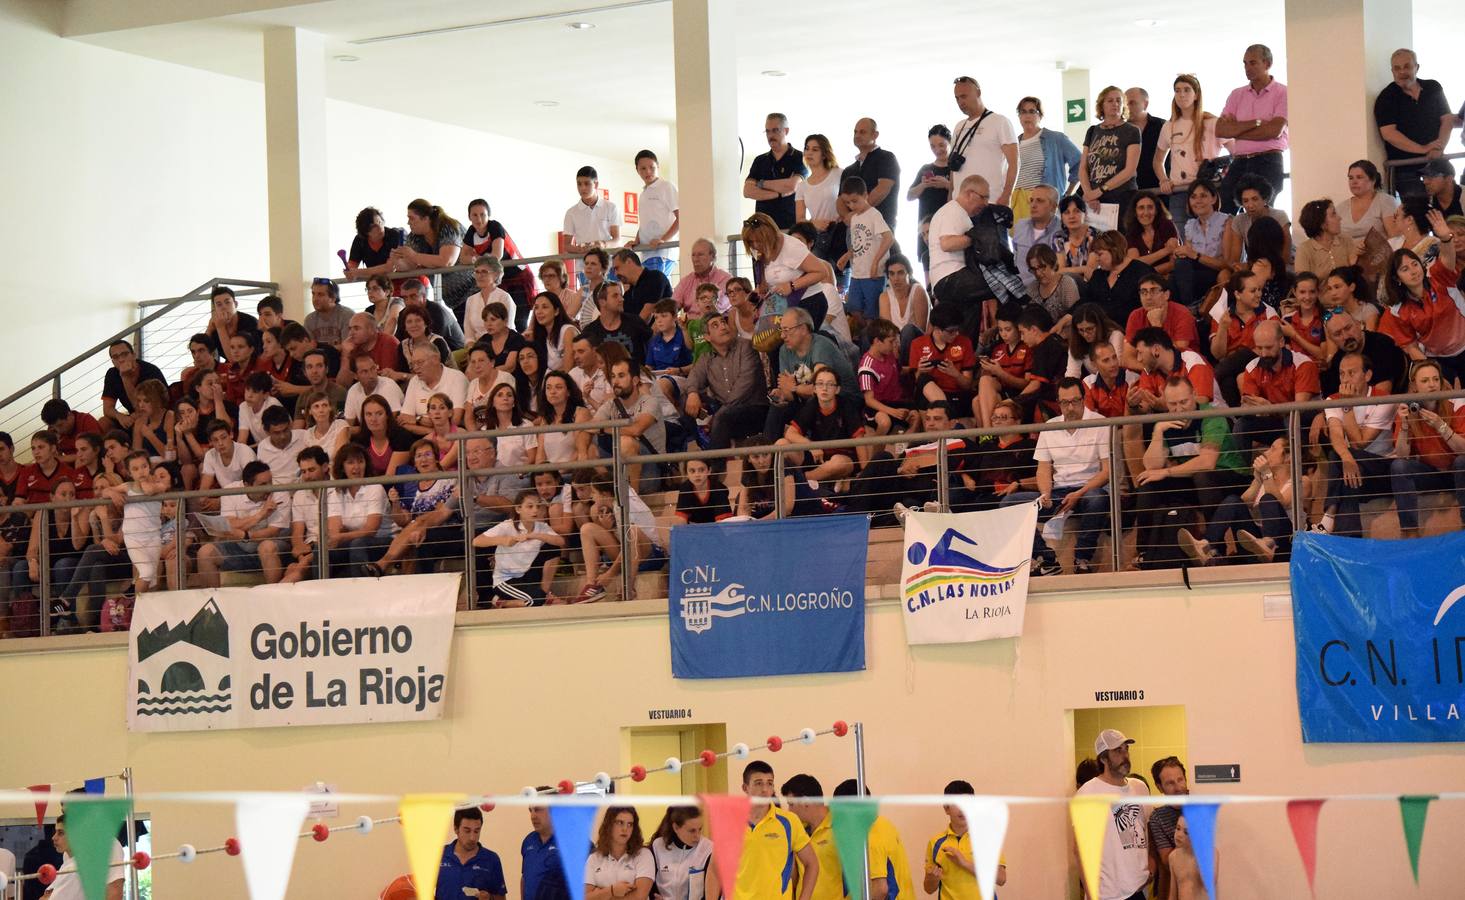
[1292,531,1465,743]
[669,517,868,679]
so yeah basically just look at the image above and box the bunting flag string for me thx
[1286,799,1325,896]
[67,797,131,900]
[236,796,310,900]
[700,794,750,900]
[549,804,599,900]
[28,784,49,827]
[829,800,879,899]
[399,794,461,900]
[950,797,1008,900]
[1069,797,1109,900]
[1183,803,1221,900]
[1399,795,1435,884]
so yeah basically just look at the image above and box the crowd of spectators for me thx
[2,44,1464,633]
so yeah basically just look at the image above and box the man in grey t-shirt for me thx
[596,358,666,489]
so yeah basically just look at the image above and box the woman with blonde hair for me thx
[1079,86,1141,227]
[739,212,829,337]
[1154,74,1226,228]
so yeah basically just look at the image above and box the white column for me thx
[263,26,329,319]
[671,0,741,273]
[1061,67,1092,147]
[1284,0,1411,214]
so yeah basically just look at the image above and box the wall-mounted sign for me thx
[1194,764,1241,784]
[624,191,640,225]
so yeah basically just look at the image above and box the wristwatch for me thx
[1254,118,1262,128]
[756,179,766,190]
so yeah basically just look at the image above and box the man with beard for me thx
[1074,729,1152,900]
[1147,757,1191,900]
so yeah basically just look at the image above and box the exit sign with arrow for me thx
[1066,99,1087,123]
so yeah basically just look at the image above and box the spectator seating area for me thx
[2,43,1465,638]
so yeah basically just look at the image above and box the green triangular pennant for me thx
[67,797,131,899]
[830,800,879,899]
[1399,794,1435,883]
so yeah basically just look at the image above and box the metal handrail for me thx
[0,277,279,410]
[1383,150,1463,193]
[630,388,1465,466]
[11,387,1462,639]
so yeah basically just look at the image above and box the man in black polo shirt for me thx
[1374,49,1454,197]
[580,282,650,370]
[744,113,808,228]
[845,118,902,229]
[1320,311,1405,396]
[612,249,673,322]
[1420,159,1463,218]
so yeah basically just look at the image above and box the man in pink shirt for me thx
[671,237,732,313]
[1216,43,1289,213]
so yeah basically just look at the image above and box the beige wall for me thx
[2,574,1462,899]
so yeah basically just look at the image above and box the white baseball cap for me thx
[1095,729,1135,755]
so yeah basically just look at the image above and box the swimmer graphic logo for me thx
[126,574,458,733]
[1292,531,1465,743]
[899,505,1038,645]
[669,517,868,678]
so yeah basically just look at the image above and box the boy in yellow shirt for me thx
[834,779,916,900]
[781,774,845,900]
[923,780,1007,900]
[736,761,820,900]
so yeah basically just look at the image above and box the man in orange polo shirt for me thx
[1236,319,1319,445]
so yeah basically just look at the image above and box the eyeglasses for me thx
[1138,287,1167,297]
[778,324,807,334]
[311,277,334,286]
[743,216,763,228]
[1321,308,1347,322]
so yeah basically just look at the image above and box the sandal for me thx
[362,562,384,578]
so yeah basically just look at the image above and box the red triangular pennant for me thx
[1286,799,1325,895]
[28,785,49,826]
[701,794,751,900]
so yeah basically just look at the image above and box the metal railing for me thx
[1384,151,1464,195]
[4,388,1463,641]
[0,278,279,448]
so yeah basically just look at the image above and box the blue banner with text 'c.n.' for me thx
[669,517,868,679]
[1292,531,1465,743]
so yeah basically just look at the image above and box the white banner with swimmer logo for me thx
[899,506,1038,645]
[126,574,458,732]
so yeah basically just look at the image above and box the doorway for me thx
[621,723,729,833]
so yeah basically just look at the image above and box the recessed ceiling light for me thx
[535,100,560,108]
[566,21,595,30]
[1133,18,1161,27]
[333,54,360,62]
[761,69,786,78]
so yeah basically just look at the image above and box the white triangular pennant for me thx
[235,795,310,900]
[953,797,1008,900]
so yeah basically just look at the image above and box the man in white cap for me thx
[1073,729,1152,900]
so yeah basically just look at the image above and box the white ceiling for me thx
[68,0,1305,164]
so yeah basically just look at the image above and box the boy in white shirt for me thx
[41,814,125,900]
[632,150,680,275]
[837,175,893,321]
[237,371,283,445]
[563,165,621,255]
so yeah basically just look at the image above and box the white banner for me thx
[127,574,459,733]
[899,506,1037,645]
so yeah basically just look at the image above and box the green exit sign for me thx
[1066,98,1087,124]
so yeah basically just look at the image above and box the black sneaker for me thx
[1035,560,1063,577]
[1074,559,1093,575]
